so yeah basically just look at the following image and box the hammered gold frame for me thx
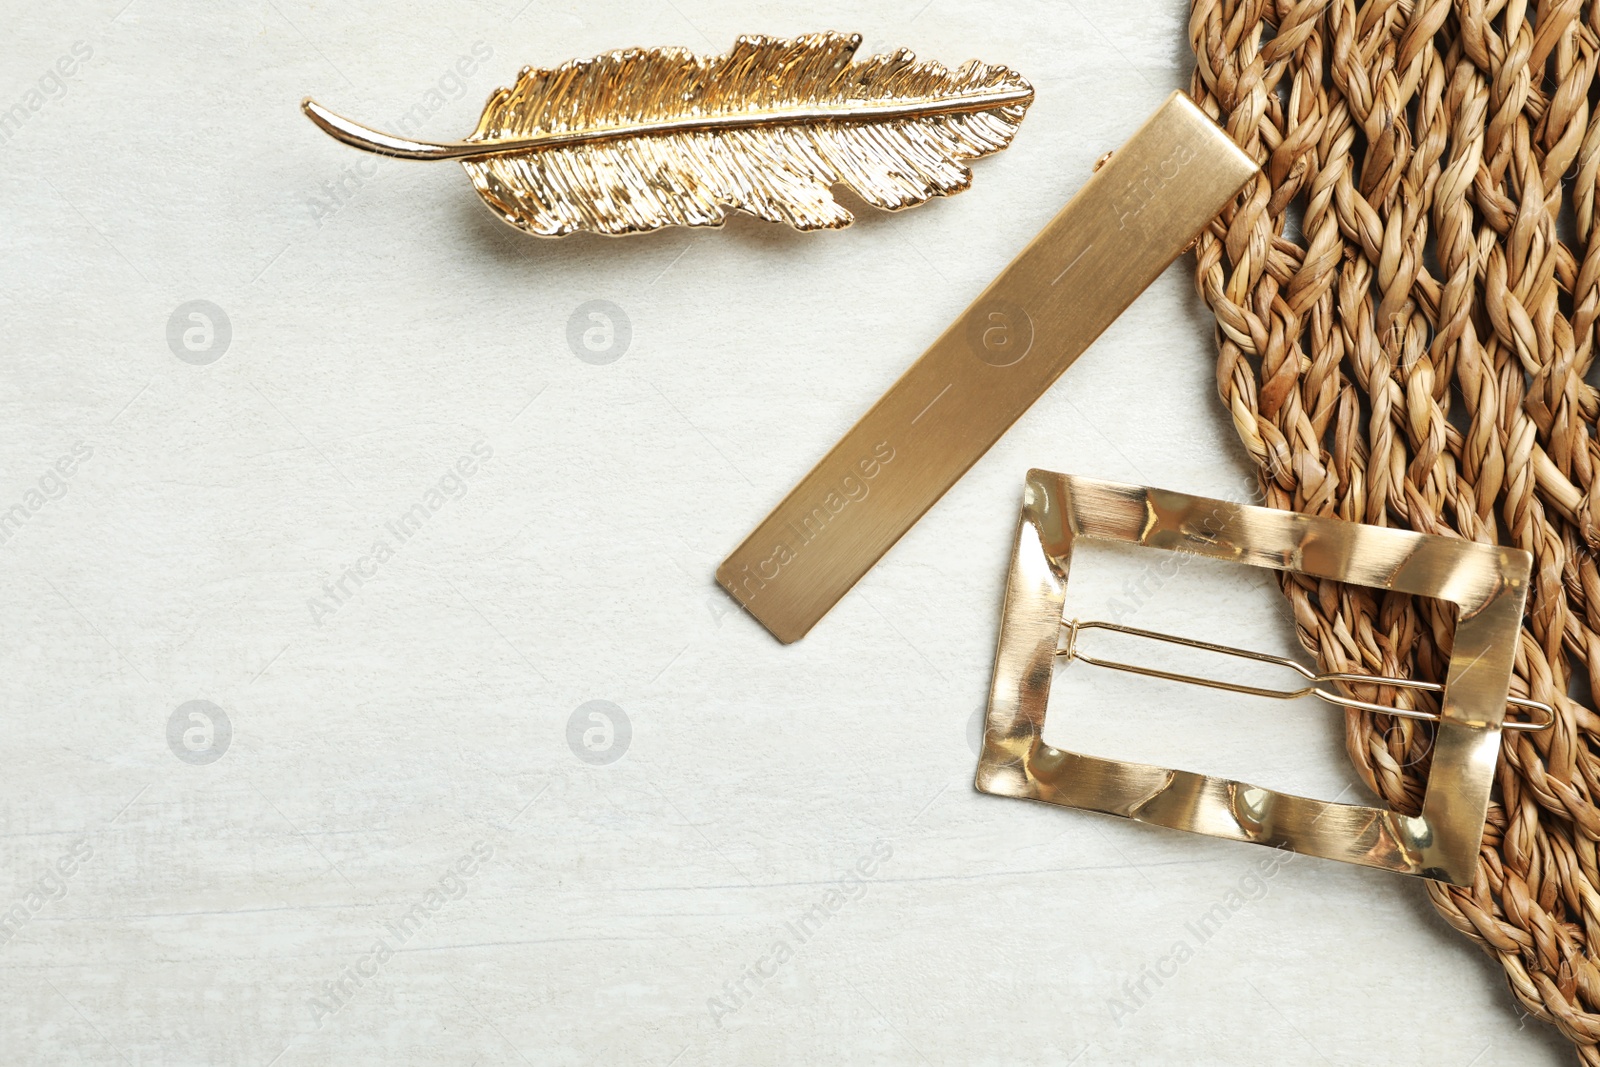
[974,472,1534,885]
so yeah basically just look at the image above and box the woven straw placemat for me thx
[1187,0,1600,1058]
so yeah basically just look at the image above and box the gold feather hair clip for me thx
[302,31,1034,237]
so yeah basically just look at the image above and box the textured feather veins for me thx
[302,31,1034,237]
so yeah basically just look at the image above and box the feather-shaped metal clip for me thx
[302,31,1033,237]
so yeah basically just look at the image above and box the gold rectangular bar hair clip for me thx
[718,91,1260,642]
[976,473,1548,885]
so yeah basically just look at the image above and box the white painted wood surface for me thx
[0,0,1568,1062]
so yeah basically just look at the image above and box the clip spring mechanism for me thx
[1058,618,1555,732]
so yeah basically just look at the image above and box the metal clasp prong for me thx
[1056,618,1555,733]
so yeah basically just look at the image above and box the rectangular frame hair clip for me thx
[717,91,1259,642]
[975,473,1551,886]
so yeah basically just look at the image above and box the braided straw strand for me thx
[1189,0,1600,1058]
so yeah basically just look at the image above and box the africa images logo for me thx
[306,841,494,1027]
[307,442,494,626]
[726,441,895,604]
[707,841,893,1026]
[0,40,93,147]
[0,442,93,547]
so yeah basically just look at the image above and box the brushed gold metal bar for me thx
[717,91,1259,643]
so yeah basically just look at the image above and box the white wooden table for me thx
[0,0,1567,1062]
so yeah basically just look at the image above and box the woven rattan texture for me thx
[1188,0,1600,1057]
